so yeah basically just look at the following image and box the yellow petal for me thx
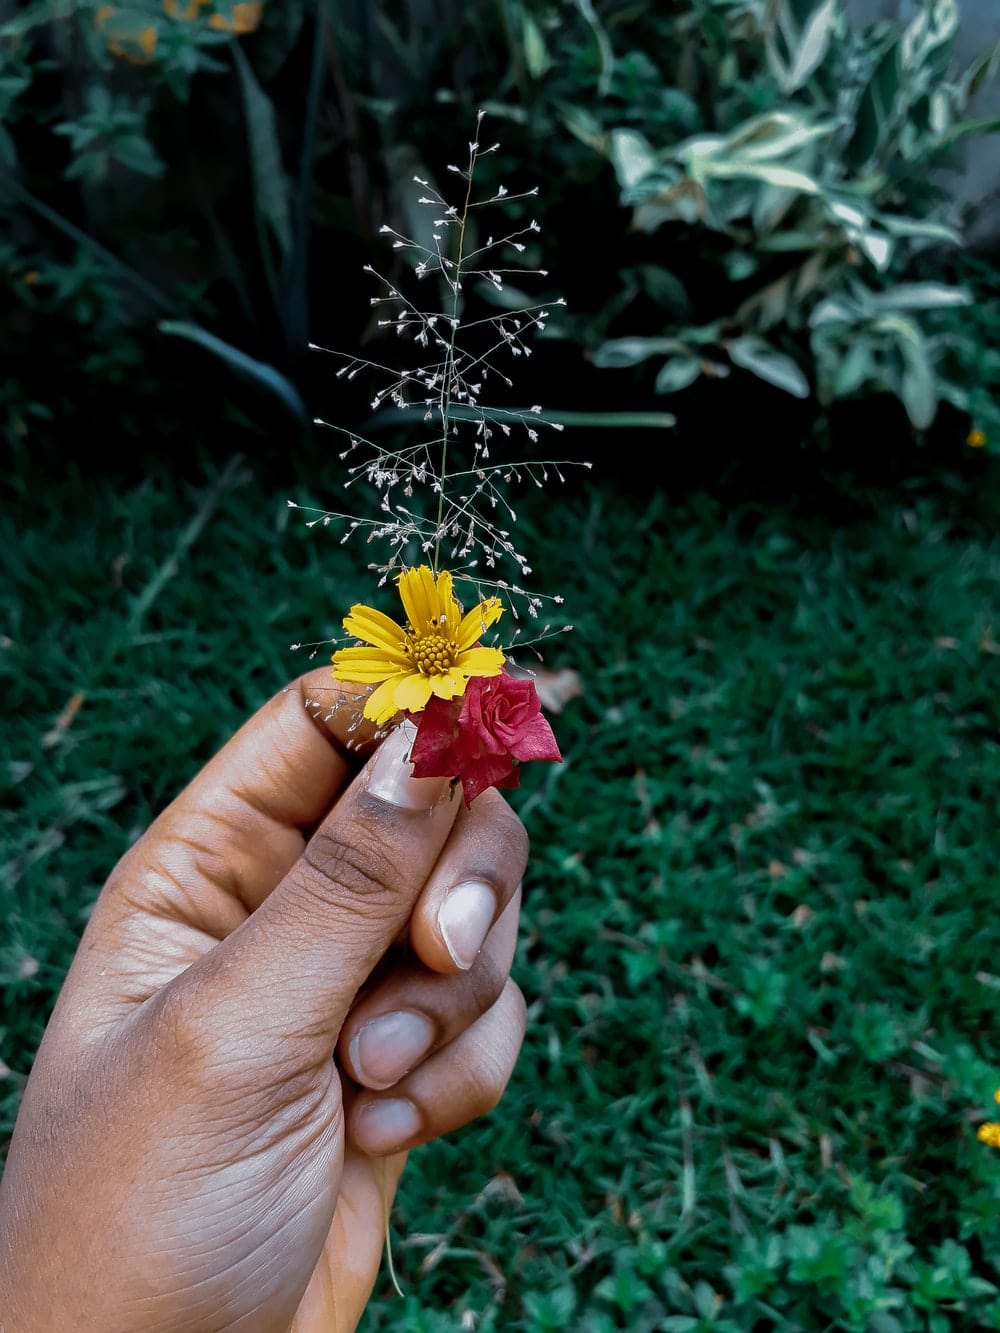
[429,670,467,701]
[331,647,402,682]
[362,673,411,724]
[455,646,505,678]
[393,673,435,713]
[457,597,504,650]
[397,565,459,635]
[397,565,434,634]
[332,647,399,668]
[435,569,457,628]
[342,603,408,658]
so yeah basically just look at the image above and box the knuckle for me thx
[300,812,403,915]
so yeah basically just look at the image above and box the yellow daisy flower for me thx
[332,565,505,724]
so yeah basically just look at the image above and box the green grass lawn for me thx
[2,438,999,1331]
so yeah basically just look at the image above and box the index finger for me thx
[107,670,380,930]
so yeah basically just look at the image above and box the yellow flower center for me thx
[407,631,456,676]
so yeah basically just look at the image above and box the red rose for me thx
[409,672,562,805]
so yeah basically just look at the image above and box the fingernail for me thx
[438,880,496,970]
[358,1097,421,1153]
[365,721,449,809]
[349,1010,436,1090]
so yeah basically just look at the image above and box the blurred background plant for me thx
[579,0,1000,438]
[1,0,997,454]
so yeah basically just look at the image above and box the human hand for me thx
[0,669,527,1332]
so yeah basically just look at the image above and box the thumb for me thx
[169,722,460,1065]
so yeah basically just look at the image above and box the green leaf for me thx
[929,114,1000,152]
[693,1280,720,1319]
[871,283,971,312]
[655,356,702,394]
[375,405,676,430]
[901,0,958,72]
[728,336,810,398]
[0,0,75,37]
[522,1283,577,1328]
[114,134,165,179]
[573,0,614,97]
[879,215,960,245]
[700,160,822,194]
[633,177,703,229]
[960,39,1000,101]
[856,229,893,271]
[522,11,550,79]
[736,117,840,162]
[785,0,838,92]
[625,265,690,316]
[879,313,936,429]
[849,38,901,166]
[231,45,292,258]
[810,295,861,328]
[557,103,607,153]
[592,336,684,369]
[831,337,876,398]
[609,129,658,191]
[159,320,307,423]
[701,111,838,162]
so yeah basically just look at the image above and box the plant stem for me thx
[432,143,476,576]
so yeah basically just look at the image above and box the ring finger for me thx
[347,979,527,1156]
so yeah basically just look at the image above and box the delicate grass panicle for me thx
[290,115,580,798]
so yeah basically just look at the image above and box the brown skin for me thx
[0,670,528,1332]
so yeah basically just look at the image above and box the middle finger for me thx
[339,889,520,1091]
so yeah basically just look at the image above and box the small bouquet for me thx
[331,565,560,804]
[297,115,582,804]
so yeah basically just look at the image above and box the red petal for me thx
[508,712,562,763]
[409,697,462,777]
[458,753,521,806]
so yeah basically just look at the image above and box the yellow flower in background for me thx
[976,1089,1000,1147]
[967,429,987,448]
[98,0,263,62]
[163,0,263,31]
[95,5,158,62]
[332,566,505,724]
[208,2,262,33]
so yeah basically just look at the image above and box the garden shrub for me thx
[1,0,997,451]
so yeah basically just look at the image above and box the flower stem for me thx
[381,1157,404,1297]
